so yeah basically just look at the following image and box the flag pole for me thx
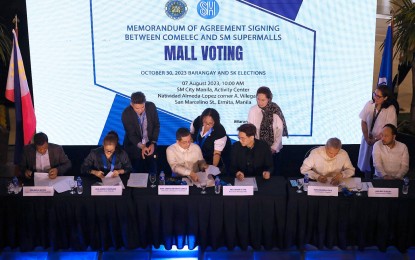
[6,14,37,174]
[391,9,397,96]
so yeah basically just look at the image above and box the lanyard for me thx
[137,112,146,137]
[101,153,116,172]
[196,127,213,148]
[370,106,382,133]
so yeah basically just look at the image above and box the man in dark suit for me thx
[20,132,72,179]
[122,91,160,173]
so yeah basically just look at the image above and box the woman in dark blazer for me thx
[190,108,231,171]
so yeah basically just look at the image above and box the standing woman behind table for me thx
[81,131,132,179]
[358,85,398,178]
[190,108,231,172]
[248,86,288,176]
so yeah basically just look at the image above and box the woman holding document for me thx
[81,131,132,178]
[190,108,231,171]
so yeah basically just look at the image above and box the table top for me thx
[0,175,287,199]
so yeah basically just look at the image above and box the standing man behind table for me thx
[300,137,355,185]
[372,124,409,180]
[20,132,72,179]
[122,91,160,173]
[166,128,209,182]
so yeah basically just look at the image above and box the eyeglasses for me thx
[372,92,384,99]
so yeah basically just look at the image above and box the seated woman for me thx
[230,123,273,180]
[190,108,231,170]
[81,131,132,178]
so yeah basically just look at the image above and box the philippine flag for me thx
[5,30,36,162]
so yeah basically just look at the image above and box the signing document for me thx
[102,176,125,189]
[307,177,373,191]
[34,172,74,193]
[127,173,149,188]
[191,172,214,188]
[234,177,258,191]
[105,171,114,178]
[205,165,221,176]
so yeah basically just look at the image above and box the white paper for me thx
[34,173,74,193]
[127,173,149,188]
[342,177,358,189]
[52,178,74,193]
[306,177,359,189]
[34,172,50,186]
[205,165,221,176]
[234,177,258,191]
[102,176,125,189]
[191,172,214,188]
[105,171,114,178]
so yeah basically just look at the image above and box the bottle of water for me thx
[215,176,221,194]
[159,171,165,185]
[403,176,409,195]
[303,174,309,192]
[12,176,19,194]
[76,176,83,194]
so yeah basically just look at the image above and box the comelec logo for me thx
[165,0,188,20]
[197,0,219,19]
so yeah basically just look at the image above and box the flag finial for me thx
[12,14,19,38]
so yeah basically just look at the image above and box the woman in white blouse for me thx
[357,85,398,178]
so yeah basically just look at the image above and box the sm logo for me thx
[197,0,219,19]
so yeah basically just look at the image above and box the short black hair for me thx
[104,130,119,145]
[176,127,191,141]
[383,124,397,135]
[131,92,146,104]
[34,132,48,146]
[200,108,220,125]
[237,123,256,137]
[256,86,273,100]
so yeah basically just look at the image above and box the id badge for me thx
[142,138,146,145]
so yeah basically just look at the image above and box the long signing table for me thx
[1,176,415,252]
[0,176,286,251]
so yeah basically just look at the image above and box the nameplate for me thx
[368,187,398,197]
[91,186,122,196]
[223,186,254,196]
[307,186,338,196]
[158,185,189,195]
[23,186,54,196]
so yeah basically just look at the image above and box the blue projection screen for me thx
[26,0,376,145]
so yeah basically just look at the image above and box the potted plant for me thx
[0,23,11,66]
[391,0,415,123]
[390,0,415,177]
